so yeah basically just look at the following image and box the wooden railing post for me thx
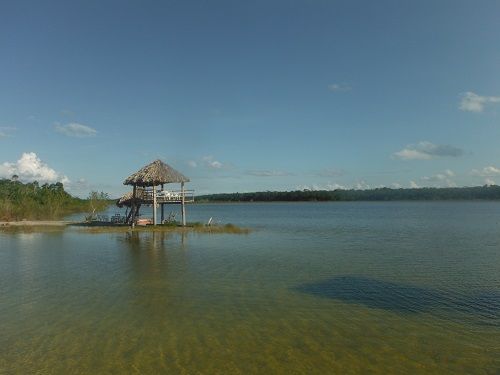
[153,185,157,225]
[161,184,164,224]
[181,182,186,226]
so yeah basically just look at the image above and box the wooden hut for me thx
[116,189,145,208]
[122,160,193,226]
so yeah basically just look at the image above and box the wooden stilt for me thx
[181,181,186,226]
[153,184,157,226]
[131,185,137,228]
[161,184,164,224]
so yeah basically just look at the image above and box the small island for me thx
[0,170,250,234]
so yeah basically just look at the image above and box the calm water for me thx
[1,202,499,374]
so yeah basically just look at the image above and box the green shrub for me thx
[0,179,111,221]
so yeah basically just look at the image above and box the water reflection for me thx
[116,231,192,288]
[111,231,194,320]
[120,230,187,252]
[119,231,173,275]
[295,276,500,326]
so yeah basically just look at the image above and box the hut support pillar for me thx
[161,184,164,224]
[153,184,157,226]
[131,185,137,228]
[181,181,186,226]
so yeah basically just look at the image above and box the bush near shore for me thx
[0,179,110,221]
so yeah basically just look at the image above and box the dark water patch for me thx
[295,276,500,326]
[453,290,500,326]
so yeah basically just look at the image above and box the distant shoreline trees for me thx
[0,179,110,221]
[196,185,500,202]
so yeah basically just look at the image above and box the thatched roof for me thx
[116,189,146,208]
[123,159,189,187]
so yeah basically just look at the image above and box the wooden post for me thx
[153,184,157,226]
[181,181,186,226]
[131,185,136,228]
[161,184,164,224]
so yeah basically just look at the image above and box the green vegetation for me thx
[69,222,251,235]
[0,222,251,235]
[0,220,250,235]
[196,185,500,202]
[85,191,112,221]
[0,179,110,221]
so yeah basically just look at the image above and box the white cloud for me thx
[354,180,371,190]
[393,141,464,160]
[471,166,500,177]
[484,178,496,186]
[60,109,75,116]
[472,166,500,186]
[326,183,347,190]
[459,92,500,113]
[444,169,455,177]
[64,178,90,194]
[315,168,345,178]
[421,169,454,180]
[296,183,347,191]
[0,152,69,184]
[394,149,432,160]
[0,126,16,139]
[55,122,97,137]
[420,169,456,187]
[391,183,402,188]
[298,181,376,191]
[328,83,351,92]
[409,181,420,188]
[187,156,229,171]
[202,155,223,169]
[246,170,292,177]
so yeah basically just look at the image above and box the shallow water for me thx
[1,202,499,374]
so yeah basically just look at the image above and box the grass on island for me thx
[73,222,251,235]
[0,221,250,235]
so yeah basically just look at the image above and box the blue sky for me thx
[1,0,499,197]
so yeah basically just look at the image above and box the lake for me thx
[1,202,499,374]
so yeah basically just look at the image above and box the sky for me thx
[1,0,500,197]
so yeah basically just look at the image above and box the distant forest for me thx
[196,185,500,202]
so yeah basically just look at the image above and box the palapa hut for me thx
[121,160,193,226]
[116,190,145,208]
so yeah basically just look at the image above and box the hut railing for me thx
[142,189,195,203]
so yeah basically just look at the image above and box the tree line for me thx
[196,186,500,202]
[0,179,110,221]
